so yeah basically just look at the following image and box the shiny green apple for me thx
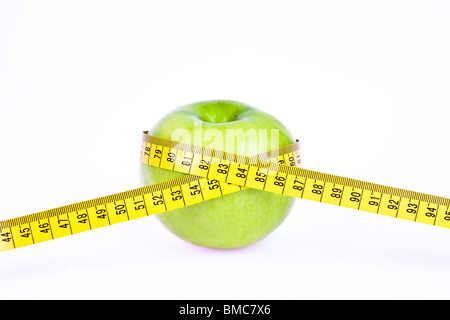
[140,100,297,249]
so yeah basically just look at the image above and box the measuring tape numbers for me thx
[140,133,450,230]
[0,132,300,252]
[2,131,450,252]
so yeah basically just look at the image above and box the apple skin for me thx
[140,100,297,249]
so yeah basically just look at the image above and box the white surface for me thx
[1,0,450,300]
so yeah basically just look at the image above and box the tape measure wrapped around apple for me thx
[140,100,300,249]
[2,100,450,252]
[140,100,450,250]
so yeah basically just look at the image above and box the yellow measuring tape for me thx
[1,131,450,252]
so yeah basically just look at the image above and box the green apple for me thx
[140,100,297,249]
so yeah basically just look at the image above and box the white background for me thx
[1,0,450,300]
